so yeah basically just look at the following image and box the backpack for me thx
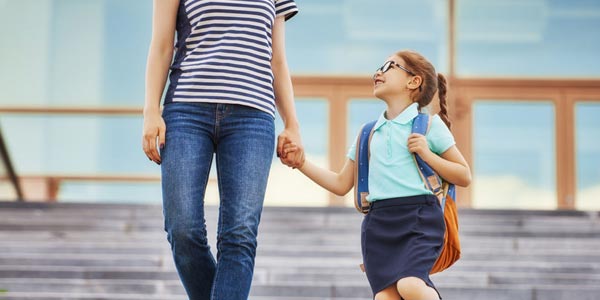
[353,113,461,274]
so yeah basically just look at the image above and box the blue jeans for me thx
[160,102,275,300]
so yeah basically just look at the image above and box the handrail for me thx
[15,174,217,202]
[2,75,600,206]
[0,107,141,115]
[0,125,24,201]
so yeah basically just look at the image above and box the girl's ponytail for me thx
[437,73,451,130]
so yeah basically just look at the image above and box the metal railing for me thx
[1,76,600,208]
[0,125,24,201]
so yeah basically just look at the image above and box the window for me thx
[472,101,556,209]
[457,0,600,77]
[575,102,600,210]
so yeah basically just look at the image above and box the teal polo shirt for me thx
[347,103,455,202]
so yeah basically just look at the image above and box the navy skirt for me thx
[361,194,445,299]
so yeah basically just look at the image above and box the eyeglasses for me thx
[373,60,421,91]
[374,61,416,79]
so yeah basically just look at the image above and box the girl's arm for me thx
[142,0,179,164]
[408,135,472,187]
[300,159,355,196]
[271,16,303,167]
[282,144,355,196]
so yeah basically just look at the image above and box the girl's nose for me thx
[373,70,383,80]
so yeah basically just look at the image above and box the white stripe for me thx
[179,71,272,91]
[188,21,268,38]
[185,39,271,59]
[178,83,274,100]
[179,69,273,87]
[190,10,272,26]
[178,77,273,96]
[181,56,271,73]
[187,32,267,45]
[189,17,272,32]
[186,39,269,54]
[186,46,271,63]
[187,1,274,16]
[187,3,274,17]
[184,39,271,55]
[276,2,296,15]
[180,66,272,83]
[180,52,272,69]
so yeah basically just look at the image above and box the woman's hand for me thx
[142,110,166,165]
[277,128,304,168]
[280,140,305,169]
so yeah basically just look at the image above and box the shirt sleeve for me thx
[347,134,358,161]
[275,0,298,21]
[427,114,456,155]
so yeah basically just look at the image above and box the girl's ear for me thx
[407,75,422,91]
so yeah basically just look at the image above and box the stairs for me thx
[0,202,599,300]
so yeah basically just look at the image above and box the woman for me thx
[141,1,303,299]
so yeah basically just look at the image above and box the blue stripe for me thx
[178,81,274,99]
[180,74,273,91]
[183,48,271,63]
[185,61,272,77]
[187,36,270,51]
[189,9,273,24]
[182,54,272,73]
[186,42,270,58]
[275,0,298,20]
[190,23,272,39]
[189,29,267,41]
[176,87,271,101]
[180,66,273,82]
[189,15,271,26]
[186,1,275,16]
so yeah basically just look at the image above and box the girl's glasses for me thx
[374,61,416,79]
[373,61,422,91]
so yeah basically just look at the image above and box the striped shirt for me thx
[164,0,299,117]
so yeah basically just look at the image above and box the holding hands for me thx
[277,130,304,169]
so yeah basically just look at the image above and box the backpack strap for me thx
[354,120,377,214]
[411,113,446,206]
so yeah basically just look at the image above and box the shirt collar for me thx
[374,102,419,130]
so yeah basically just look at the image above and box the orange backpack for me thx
[354,113,460,274]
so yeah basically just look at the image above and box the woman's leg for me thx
[396,277,440,300]
[210,104,275,300]
[161,102,217,300]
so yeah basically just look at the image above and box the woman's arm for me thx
[142,0,179,164]
[271,16,304,166]
[408,134,472,187]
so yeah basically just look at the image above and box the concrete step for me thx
[2,251,599,272]
[1,280,600,300]
[1,264,599,288]
[2,241,600,258]
[1,202,599,299]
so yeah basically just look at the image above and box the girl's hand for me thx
[280,141,305,169]
[142,111,166,165]
[277,128,304,167]
[407,133,433,159]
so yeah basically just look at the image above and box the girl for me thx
[282,50,471,300]
[142,1,303,299]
